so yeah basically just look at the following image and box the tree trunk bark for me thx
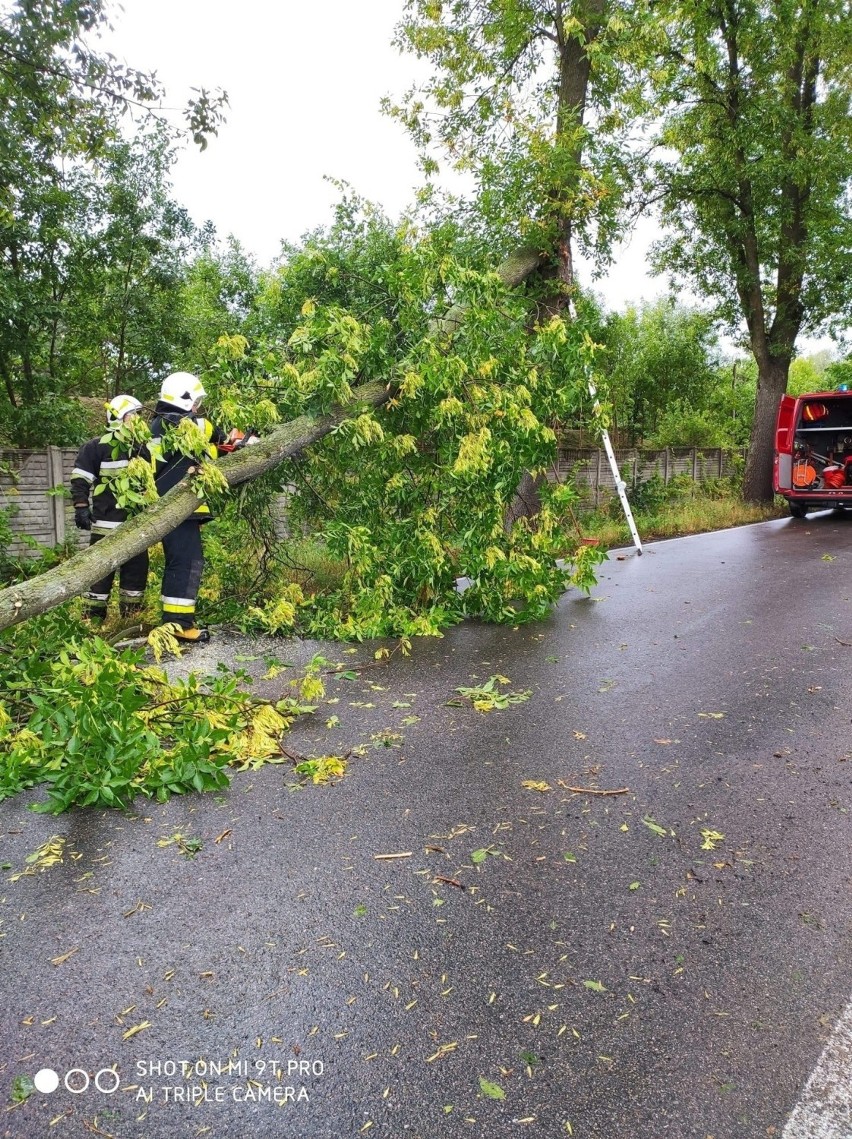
[742,356,789,502]
[433,245,546,333]
[0,380,392,631]
[504,1,605,526]
[0,357,17,407]
[503,470,547,532]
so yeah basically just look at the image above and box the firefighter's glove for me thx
[74,506,94,531]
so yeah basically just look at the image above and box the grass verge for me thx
[579,485,787,547]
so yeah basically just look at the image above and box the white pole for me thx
[587,377,643,555]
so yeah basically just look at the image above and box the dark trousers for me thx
[84,532,149,613]
[161,520,204,628]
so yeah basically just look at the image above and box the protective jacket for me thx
[149,401,227,522]
[70,437,150,532]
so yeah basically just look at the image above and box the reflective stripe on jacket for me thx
[70,437,150,527]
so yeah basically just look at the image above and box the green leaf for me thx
[641,816,668,837]
[10,1075,35,1103]
[479,1077,505,1100]
[583,980,607,993]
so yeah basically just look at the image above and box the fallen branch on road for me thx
[559,783,630,796]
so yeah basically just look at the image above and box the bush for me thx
[1,396,92,448]
[643,403,731,449]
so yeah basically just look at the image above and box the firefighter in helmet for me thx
[148,372,228,642]
[70,394,150,623]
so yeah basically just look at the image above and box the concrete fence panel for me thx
[1,447,87,557]
[556,445,747,508]
[1,444,748,558]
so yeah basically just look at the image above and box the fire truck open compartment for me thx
[774,391,852,517]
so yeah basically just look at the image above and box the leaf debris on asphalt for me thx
[122,1020,152,1040]
[426,1041,458,1062]
[51,947,79,966]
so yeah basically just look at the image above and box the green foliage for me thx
[646,0,852,498]
[100,412,152,458]
[705,362,758,447]
[89,416,159,514]
[622,473,672,516]
[183,199,609,637]
[0,2,216,415]
[293,755,347,785]
[0,2,226,154]
[650,0,852,341]
[94,455,158,514]
[10,1075,34,1104]
[67,130,201,399]
[179,240,261,376]
[824,358,852,389]
[0,506,17,578]
[614,467,744,521]
[387,0,645,263]
[644,404,730,450]
[0,610,311,813]
[0,531,79,587]
[1,395,92,448]
[597,299,721,442]
[449,675,531,712]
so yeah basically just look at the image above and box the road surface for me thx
[1,513,851,1139]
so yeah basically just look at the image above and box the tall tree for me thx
[388,0,642,519]
[0,129,199,431]
[0,0,225,425]
[648,0,852,501]
[69,131,199,399]
[389,0,632,298]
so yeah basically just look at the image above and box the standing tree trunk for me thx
[549,0,606,297]
[508,0,606,525]
[743,355,791,502]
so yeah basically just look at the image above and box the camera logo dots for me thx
[31,1068,120,1094]
[33,1069,59,1094]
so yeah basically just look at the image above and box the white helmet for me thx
[106,394,142,424]
[160,371,206,412]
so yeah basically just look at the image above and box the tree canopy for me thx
[647,0,852,499]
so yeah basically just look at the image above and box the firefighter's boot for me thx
[159,623,210,644]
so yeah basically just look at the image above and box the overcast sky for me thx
[99,0,662,314]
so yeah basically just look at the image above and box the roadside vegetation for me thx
[582,479,787,548]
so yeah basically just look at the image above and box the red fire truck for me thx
[774,389,852,517]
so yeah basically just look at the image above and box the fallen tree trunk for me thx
[433,245,545,333]
[0,381,391,632]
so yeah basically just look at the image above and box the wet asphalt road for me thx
[1,513,852,1139]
